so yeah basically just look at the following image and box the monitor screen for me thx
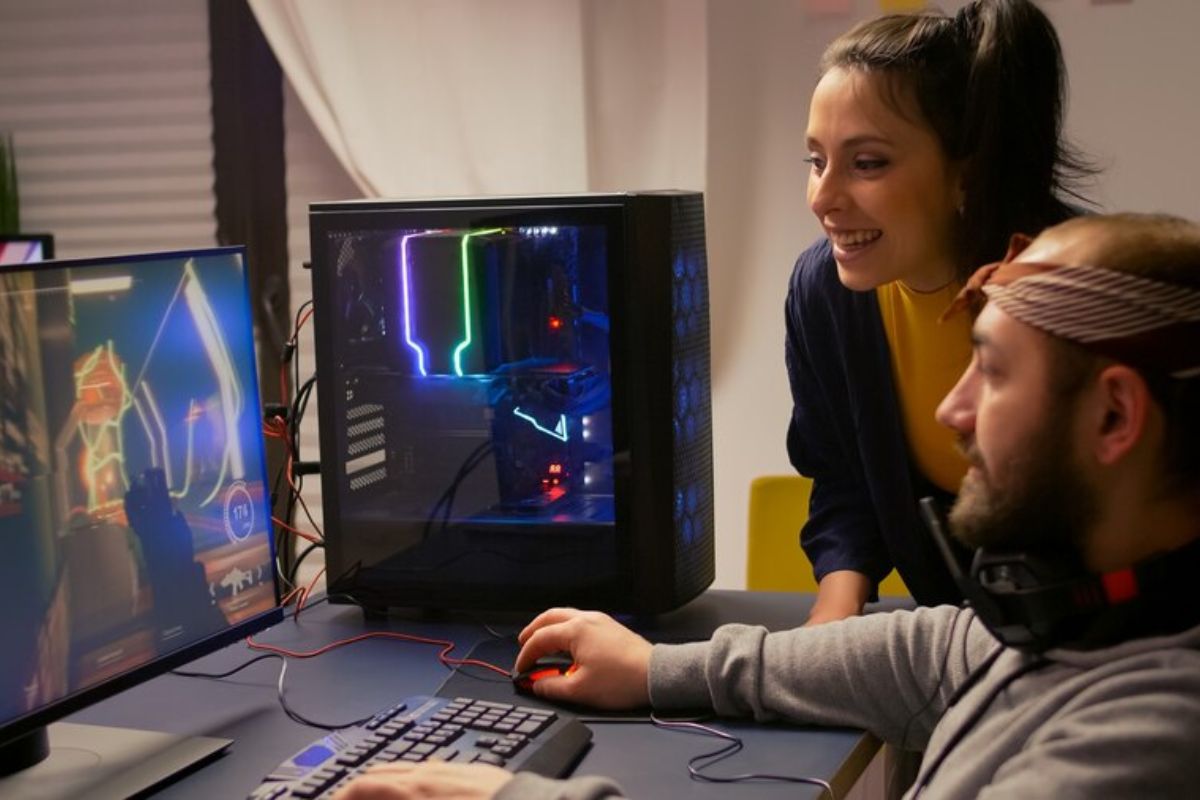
[0,234,54,265]
[0,247,281,774]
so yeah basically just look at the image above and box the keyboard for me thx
[248,694,593,799]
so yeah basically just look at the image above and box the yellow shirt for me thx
[876,280,972,494]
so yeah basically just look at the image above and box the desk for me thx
[68,590,909,799]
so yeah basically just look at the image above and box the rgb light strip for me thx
[452,228,502,376]
[513,406,569,442]
[400,228,505,377]
[399,230,441,377]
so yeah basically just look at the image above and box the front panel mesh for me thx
[669,195,715,595]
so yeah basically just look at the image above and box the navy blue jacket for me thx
[785,238,964,606]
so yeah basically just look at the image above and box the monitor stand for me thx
[0,722,231,800]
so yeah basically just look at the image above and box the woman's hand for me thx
[515,608,653,710]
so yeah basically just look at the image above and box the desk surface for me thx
[69,590,907,799]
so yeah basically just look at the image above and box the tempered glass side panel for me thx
[313,208,622,604]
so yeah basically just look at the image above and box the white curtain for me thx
[247,0,706,197]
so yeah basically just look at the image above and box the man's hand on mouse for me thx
[515,608,652,710]
[332,760,511,800]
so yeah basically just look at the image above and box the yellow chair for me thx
[746,475,909,596]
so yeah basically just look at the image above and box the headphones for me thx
[919,497,1200,653]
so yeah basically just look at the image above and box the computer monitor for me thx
[309,191,714,614]
[0,247,281,793]
[0,233,54,265]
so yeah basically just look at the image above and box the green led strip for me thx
[452,228,502,376]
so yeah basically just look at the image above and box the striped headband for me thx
[945,240,1200,380]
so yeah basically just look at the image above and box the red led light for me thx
[548,463,563,475]
[548,316,563,330]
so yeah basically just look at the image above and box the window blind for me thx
[0,0,215,259]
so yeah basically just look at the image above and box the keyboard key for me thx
[383,741,413,757]
[473,752,507,767]
[516,719,546,736]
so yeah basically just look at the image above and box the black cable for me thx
[911,655,1049,798]
[172,653,283,679]
[276,658,374,731]
[285,374,322,539]
[422,441,494,540]
[275,300,312,582]
[288,541,326,588]
[943,639,1005,710]
[898,607,965,750]
[289,374,317,457]
[438,443,494,533]
[289,300,313,418]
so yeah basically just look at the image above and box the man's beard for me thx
[949,410,1097,556]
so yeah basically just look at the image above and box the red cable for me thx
[246,630,511,678]
[295,566,326,615]
[271,516,322,544]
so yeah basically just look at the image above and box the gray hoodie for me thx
[496,605,1200,799]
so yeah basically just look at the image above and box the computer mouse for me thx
[513,651,578,694]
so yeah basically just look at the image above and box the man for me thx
[336,213,1200,799]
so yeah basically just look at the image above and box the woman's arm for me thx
[807,570,871,625]
[785,243,892,608]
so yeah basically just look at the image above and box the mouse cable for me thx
[576,713,708,724]
[650,714,837,799]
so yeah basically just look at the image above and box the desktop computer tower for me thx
[308,192,713,614]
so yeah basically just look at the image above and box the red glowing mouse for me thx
[513,651,578,694]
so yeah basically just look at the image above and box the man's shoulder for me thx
[1056,639,1200,708]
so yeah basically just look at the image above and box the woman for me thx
[789,0,1095,623]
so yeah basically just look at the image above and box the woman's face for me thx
[806,67,963,291]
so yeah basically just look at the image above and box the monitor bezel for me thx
[0,244,284,750]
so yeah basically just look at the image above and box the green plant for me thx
[0,131,19,234]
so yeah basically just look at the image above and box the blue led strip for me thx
[513,407,569,442]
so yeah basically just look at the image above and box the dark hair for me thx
[1042,214,1200,492]
[820,0,1096,279]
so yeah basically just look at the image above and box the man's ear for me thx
[1090,365,1152,466]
